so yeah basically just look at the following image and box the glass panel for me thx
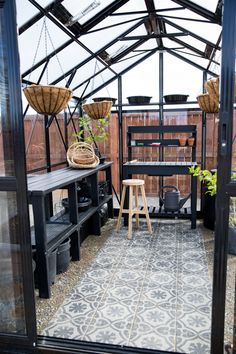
[24,114,47,172]
[224,197,236,349]
[0,11,15,176]
[163,53,203,101]
[63,0,114,25]
[19,17,68,74]
[0,191,26,334]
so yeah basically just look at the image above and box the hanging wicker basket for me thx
[67,142,99,169]
[204,77,219,102]
[82,101,112,120]
[197,93,219,113]
[23,85,73,115]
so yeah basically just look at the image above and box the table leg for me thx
[191,174,197,229]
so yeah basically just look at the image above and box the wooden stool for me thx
[116,179,153,239]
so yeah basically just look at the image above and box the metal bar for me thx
[119,32,188,40]
[206,32,222,71]
[54,116,67,151]
[171,0,221,23]
[27,0,117,77]
[51,18,146,85]
[81,47,159,100]
[118,75,123,197]
[159,52,164,196]
[110,7,184,15]
[161,17,221,50]
[211,1,236,353]
[167,49,217,77]
[18,0,64,35]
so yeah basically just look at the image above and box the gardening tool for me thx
[159,185,191,212]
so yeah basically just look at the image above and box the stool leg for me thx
[140,185,153,234]
[116,185,126,232]
[128,186,133,240]
[134,185,139,228]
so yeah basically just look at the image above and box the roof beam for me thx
[81,48,160,100]
[119,33,188,40]
[162,17,221,50]
[171,0,221,24]
[167,49,217,77]
[51,18,146,85]
[144,0,164,47]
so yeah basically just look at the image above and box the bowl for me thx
[163,94,189,103]
[127,96,152,104]
[93,97,117,105]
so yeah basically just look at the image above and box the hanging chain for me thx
[28,16,67,86]
[44,17,49,84]
[45,23,67,84]
[27,16,46,84]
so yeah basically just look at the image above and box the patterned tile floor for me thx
[43,219,212,353]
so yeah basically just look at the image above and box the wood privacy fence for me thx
[24,111,219,197]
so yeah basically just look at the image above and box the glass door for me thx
[0,0,36,350]
[211,0,236,353]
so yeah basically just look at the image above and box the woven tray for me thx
[67,142,100,169]
[197,93,219,113]
[23,84,73,115]
[82,101,112,120]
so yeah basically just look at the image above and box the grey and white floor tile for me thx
[43,219,212,354]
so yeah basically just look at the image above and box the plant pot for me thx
[127,96,152,104]
[56,239,71,274]
[93,97,117,105]
[179,138,187,146]
[202,193,215,230]
[23,85,73,115]
[163,94,189,103]
[228,226,236,255]
[187,137,195,146]
[82,101,112,119]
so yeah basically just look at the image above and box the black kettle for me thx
[159,185,191,212]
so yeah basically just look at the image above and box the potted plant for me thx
[189,166,217,230]
[74,114,110,163]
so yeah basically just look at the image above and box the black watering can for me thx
[159,185,191,212]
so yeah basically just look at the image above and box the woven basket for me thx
[82,101,112,120]
[204,77,219,102]
[67,142,99,169]
[23,85,73,115]
[197,93,219,113]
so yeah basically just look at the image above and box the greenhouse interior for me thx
[1,0,236,354]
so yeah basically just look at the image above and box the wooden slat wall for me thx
[24,111,221,197]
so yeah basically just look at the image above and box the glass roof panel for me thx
[79,17,144,53]
[111,51,149,74]
[163,52,203,101]
[19,16,69,74]
[122,53,159,102]
[189,0,218,12]
[16,0,39,27]
[63,0,115,25]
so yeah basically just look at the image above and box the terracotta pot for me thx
[179,138,187,146]
[187,137,195,146]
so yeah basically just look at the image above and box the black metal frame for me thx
[211,0,236,353]
[2,0,235,354]
[0,0,37,350]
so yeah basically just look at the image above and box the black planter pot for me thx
[202,193,215,231]
[56,238,71,274]
[228,226,236,255]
